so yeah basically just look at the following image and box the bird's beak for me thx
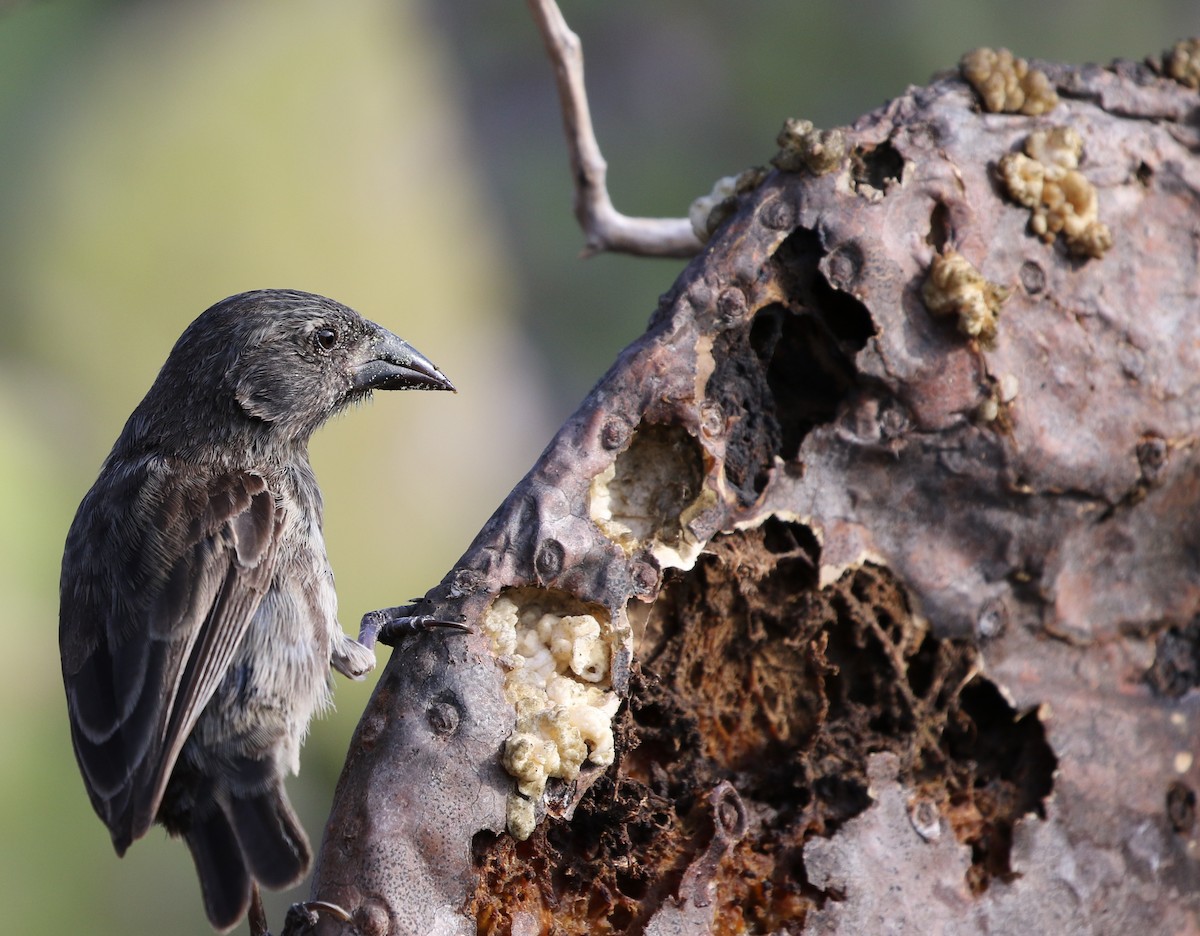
[352,327,455,392]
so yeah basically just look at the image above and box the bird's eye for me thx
[314,327,338,351]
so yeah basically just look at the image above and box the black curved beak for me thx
[353,326,455,392]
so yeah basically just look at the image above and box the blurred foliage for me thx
[0,0,1195,934]
[0,1,548,933]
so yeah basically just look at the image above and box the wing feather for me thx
[60,458,283,853]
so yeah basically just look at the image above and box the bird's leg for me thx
[333,606,465,679]
[248,884,271,936]
[357,605,469,649]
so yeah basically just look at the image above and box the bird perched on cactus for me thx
[59,289,454,931]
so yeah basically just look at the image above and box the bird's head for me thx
[140,289,454,451]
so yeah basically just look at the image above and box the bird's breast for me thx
[198,503,341,774]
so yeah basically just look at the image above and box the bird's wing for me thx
[60,459,283,853]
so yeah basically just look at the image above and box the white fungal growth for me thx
[482,590,621,839]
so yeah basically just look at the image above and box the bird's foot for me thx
[358,606,469,649]
[278,900,352,935]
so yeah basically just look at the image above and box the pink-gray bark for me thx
[294,56,1200,936]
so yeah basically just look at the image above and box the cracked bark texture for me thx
[297,58,1200,935]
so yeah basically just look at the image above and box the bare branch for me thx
[526,0,703,258]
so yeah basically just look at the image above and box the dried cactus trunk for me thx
[299,55,1200,936]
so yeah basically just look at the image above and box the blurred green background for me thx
[0,1,1194,933]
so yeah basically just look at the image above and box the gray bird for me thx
[59,289,454,932]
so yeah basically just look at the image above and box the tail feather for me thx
[227,786,312,891]
[183,805,251,933]
[167,755,312,928]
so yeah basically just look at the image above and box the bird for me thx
[58,289,455,932]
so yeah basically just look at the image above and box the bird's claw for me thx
[358,607,469,648]
[279,900,352,935]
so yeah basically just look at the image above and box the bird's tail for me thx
[227,784,312,890]
[182,778,311,932]
[184,805,251,932]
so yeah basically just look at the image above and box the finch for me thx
[59,289,454,931]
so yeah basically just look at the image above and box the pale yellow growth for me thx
[1024,125,1082,170]
[961,47,1058,115]
[772,118,847,175]
[997,373,1020,404]
[998,128,1112,258]
[589,425,709,571]
[977,373,1020,424]
[505,795,537,842]
[922,250,1011,343]
[483,592,621,839]
[590,462,631,546]
[1165,38,1200,90]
